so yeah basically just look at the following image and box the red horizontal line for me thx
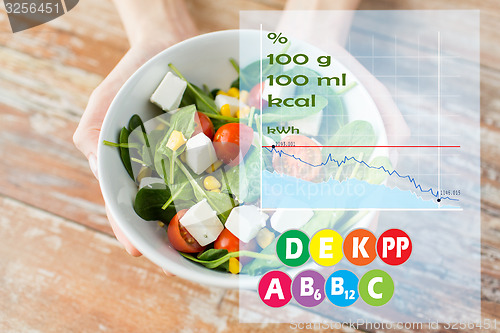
[262,145,461,148]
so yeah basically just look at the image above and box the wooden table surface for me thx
[0,0,499,332]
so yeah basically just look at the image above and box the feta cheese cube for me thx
[215,95,239,116]
[262,78,296,101]
[287,109,324,137]
[150,72,187,112]
[225,205,269,243]
[184,133,218,174]
[180,199,223,246]
[270,209,314,233]
[166,130,186,151]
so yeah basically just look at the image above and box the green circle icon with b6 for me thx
[276,230,310,267]
[358,269,394,306]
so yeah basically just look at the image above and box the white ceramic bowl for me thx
[98,30,386,289]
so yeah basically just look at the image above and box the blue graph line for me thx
[264,146,459,202]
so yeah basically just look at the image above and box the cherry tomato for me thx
[193,111,214,139]
[167,209,205,253]
[214,228,239,253]
[214,229,258,265]
[213,123,253,166]
[272,134,322,182]
[248,81,268,110]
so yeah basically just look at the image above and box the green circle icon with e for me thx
[276,230,310,267]
[358,269,394,306]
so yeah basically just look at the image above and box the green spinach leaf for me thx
[118,127,134,180]
[175,160,235,221]
[153,105,197,184]
[301,210,345,236]
[223,146,261,203]
[196,249,230,272]
[241,240,283,275]
[239,58,281,91]
[181,249,275,271]
[168,64,219,114]
[322,120,377,174]
[134,183,191,222]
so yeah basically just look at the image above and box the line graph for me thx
[251,25,466,211]
[262,145,461,148]
[262,145,461,209]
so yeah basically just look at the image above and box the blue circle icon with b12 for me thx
[325,270,359,307]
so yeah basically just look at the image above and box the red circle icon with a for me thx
[376,229,412,265]
[258,270,292,307]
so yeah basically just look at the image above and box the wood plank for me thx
[0,196,222,332]
[0,35,110,232]
[0,196,362,333]
[0,19,120,234]
[0,102,111,234]
[0,0,499,331]
[0,0,128,78]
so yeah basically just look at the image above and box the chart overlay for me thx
[239,10,480,324]
[263,145,460,209]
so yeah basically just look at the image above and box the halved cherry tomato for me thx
[193,111,214,139]
[214,229,258,265]
[167,209,205,253]
[213,123,253,166]
[248,81,268,110]
[214,228,239,253]
[272,134,322,182]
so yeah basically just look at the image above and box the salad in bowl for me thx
[98,30,388,288]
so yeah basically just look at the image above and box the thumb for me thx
[73,85,116,179]
[73,48,145,178]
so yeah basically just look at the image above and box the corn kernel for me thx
[227,87,240,99]
[229,257,242,274]
[205,160,223,173]
[256,228,275,249]
[217,90,228,96]
[210,188,221,193]
[203,175,221,190]
[166,130,186,151]
[220,104,232,117]
[157,221,165,227]
[239,90,249,104]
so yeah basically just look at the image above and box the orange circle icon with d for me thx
[343,229,377,266]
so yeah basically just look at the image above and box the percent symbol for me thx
[268,32,288,44]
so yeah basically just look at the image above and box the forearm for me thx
[112,0,196,47]
[281,0,361,45]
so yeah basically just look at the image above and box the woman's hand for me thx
[73,43,175,256]
[73,0,197,257]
